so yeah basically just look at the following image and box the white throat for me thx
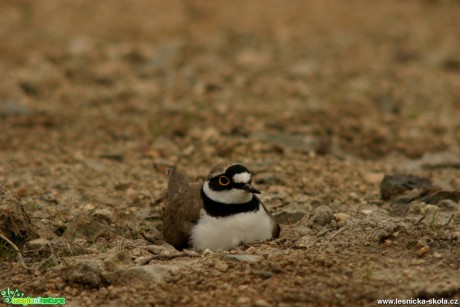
[202,181,252,204]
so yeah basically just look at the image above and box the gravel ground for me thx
[1,1,460,306]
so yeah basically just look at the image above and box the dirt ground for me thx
[1,1,460,306]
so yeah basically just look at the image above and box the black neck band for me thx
[201,189,259,218]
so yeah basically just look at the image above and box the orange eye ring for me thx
[218,176,230,186]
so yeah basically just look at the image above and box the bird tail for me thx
[167,167,190,200]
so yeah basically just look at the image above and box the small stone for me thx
[334,213,350,222]
[408,201,424,214]
[223,255,261,263]
[420,190,460,205]
[126,188,140,203]
[214,260,228,272]
[361,209,374,215]
[307,205,333,228]
[236,296,251,306]
[363,172,384,184]
[437,200,458,211]
[245,246,256,254]
[348,192,359,200]
[254,299,272,307]
[296,235,317,248]
[425,205,439,215]
[380,174,433,200]
[255,173,283,185]
[384,239,392,247]
[38,254,59,271]
[93,209,114,223]
[273,202,309,225]
[65,261,103,288]
[26,238,50,250]
[417,246,430,257]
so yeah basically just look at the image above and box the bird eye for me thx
[218,176,230,186]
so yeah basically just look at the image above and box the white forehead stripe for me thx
[232,172,251,184]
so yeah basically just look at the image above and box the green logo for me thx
[1,288,65,306]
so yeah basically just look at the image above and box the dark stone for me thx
[420,190,460,205]
[380,174,433,201]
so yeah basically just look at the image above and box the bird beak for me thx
[240,183,261,194]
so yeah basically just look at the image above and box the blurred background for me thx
[1,0,459,163]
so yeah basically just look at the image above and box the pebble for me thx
[307,205,333,228]
[255,172,283,185]
[437,199,458,211]
[425,205,439,215]
[26,238,50,250]
[93,209,114,223]
[38,254,59,271]
[380,174,432,200]
[224,255,261,263]
[254,299,272,307]
[126,187,140,203]
[273,202,309,225]
[334,213,350,222]
[416,246,430,257]
[236,296,251,306]
[384,239,392,247]
[364,172,384,185]
[214,260,228,272]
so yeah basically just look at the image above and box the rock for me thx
[250,131,326,154]
[254,172,283,185]
[296,235,317,248]
[363,172,385,184]
[93,209,114,223]
[38,254,59,271]
[65,261,104,288]
[214,260,228,272]
[417,246,430,257]
[425,205,439,215]
[408,201,425,214]
[26,238,50,250]
[420,190,460,205]
[334,213,350,222]
[110,265,174,284]
[126,187,140,204]
[254,299,272,307]
[152,137,179,158]
[273,202,309,225]
[307,205,333,228]
[437,200,459,211]
[223,254,261,263]
[389,201,410,217]
[236,296,252,306]
[0,99,30,116]
[380,174,433,200]
[103,250,132,271]
[418,152,460,169]
[0,185,38,245]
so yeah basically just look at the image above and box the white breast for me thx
[190,206,274,251]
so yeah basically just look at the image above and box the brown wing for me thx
[256,195,281,239]
[163,168,203,250]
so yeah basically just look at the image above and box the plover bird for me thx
[162,162,280,251]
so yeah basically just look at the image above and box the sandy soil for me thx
[1,1,460,306]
